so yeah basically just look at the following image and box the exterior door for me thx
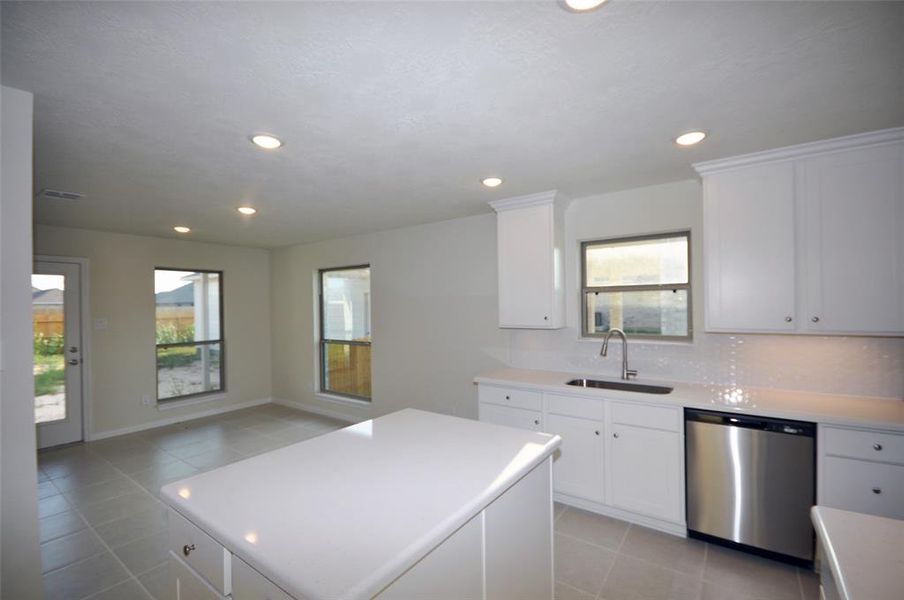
[33,260,84,448]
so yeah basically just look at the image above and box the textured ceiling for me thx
[3,1,903,248]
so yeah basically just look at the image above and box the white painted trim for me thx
[554,491,687,537]
[86,396,272,441]
[488,189,565,212]
[157,393,227,411]
[693,127,904,175]
[272,397,363,424]
[35,255,92,444]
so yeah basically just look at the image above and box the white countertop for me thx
[474,368,904,430]
[812,506,904,600]
[161,408,560,600]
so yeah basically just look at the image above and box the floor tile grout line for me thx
[83,576,148,600]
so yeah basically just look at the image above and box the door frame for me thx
[34,255,92,443]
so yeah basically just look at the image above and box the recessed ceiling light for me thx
[482,177,504,188]
[237,206,257,216]
[250,134,282,150]
[675,131,707,146]
[564,0,609,12]
[173,225,191,233]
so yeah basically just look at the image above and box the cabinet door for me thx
[800,143,904,334]
[479,402,542,432]
[606,424,682,522]
[497,204,554,328]
[703,162,797,332]
[545,413,604,503]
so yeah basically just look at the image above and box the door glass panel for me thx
[33,274,66,424]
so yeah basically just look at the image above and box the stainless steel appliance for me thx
[685,409,815,564]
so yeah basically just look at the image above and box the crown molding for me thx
[488,189,566,212]
[693,127,904,176]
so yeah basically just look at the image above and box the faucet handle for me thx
[625,369,638,380]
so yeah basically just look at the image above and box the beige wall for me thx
[271,213,509,421]
[1,85,42,599]
[34,225,273,436]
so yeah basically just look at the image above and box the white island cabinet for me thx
[161,409,560,600]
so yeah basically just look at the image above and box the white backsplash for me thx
[509,328,904,400]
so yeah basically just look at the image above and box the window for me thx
[155,269,224,401]
[319,266,371,400]
[582,232,691,340]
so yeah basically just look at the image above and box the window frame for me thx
[580,231,692,342]
[318,264,372,402]
[154,267,225,402]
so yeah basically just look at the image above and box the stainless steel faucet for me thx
[600,328,638,380]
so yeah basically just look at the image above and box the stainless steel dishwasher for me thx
[685,409,815,564]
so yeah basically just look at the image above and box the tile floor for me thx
[36,404,818,600]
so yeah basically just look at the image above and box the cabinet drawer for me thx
[821,456,904,520]
[168,509,229,595]
[232,555,292,600]
[479,403,542,432]
[546,393,603,421]
[823,426,904,465]
[171,552,226,600]
[478,385,542,412]
[609,402,679,432]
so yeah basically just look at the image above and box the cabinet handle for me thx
[872,488,882,495]
[873,443,883,451]
[613,432,619,439]
[785,316,793,323]
[505,395,510,400]
[182,543,195,557]
[595,430,600,436]
[543,316,548,321]
[533,419,540,425]
[811,316,820,323]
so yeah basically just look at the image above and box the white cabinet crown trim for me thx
[489,189,567,212]
[693,127,904,175]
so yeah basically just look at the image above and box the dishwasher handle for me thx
[685,409,815,436]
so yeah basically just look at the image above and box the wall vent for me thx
[37,188,84,201]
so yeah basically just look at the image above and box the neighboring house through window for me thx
[155,268,224,401]
[582,232,691,340]
[319,265,371,400]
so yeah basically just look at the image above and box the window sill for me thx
[157,393,226,411]
[314,392,371,408]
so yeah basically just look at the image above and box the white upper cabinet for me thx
[491,191,565,329]
[800,144,904,334]
[696,127,904,335]
[702,162,797,332]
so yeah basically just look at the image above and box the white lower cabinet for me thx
[819,425,904,520]
[171,552,226,600]
[478,385,685,533]
[605,421,683,523]
[232,556,292,600]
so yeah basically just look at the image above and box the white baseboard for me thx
[86,397,273,441]
[554,492,687,538]
[272,397,363,424]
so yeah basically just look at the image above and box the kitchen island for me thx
[160,408,561,600]
[812,506,904,600]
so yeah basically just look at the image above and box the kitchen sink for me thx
[565,378,673,395]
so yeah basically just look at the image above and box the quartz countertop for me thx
[811,506,904,600]
[161,408,560,600]
[474,368,904,431]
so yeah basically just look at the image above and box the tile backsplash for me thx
[509,328,904,400]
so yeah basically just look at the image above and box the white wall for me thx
[34,225,273,436]
[509,180,904,400]
[271,213,509,421]
[1,85,42,599]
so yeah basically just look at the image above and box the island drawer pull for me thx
[872,487,882,495]
[874,443,883,451]
[183,543,195,556]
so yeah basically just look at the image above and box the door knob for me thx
[67,358,80,366]
[69,346,78,353]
